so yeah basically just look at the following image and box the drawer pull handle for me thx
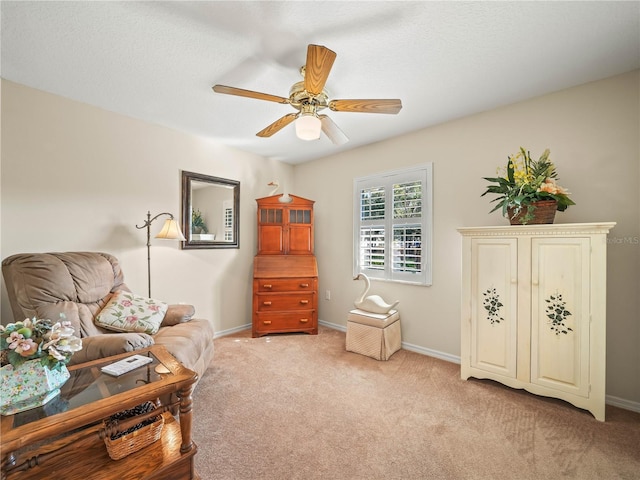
[300,318,309,323]
[299,300,309,305]
[263,320,272,325]
[300,283,309,288]
[263,284,273,289]
[263,301,272,306]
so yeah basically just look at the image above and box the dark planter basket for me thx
[507,200,557,225]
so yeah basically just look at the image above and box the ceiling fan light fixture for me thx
[295,113,322,141]
[212,45,402,144]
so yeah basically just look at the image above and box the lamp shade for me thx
[295,113,321,140]
[155,219,186,241]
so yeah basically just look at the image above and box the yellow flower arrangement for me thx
[482,147,575,223]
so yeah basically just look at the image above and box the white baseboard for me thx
[605,394,640,413]
[401,341,462,365]
[214,323,251,339]
[319,319,346,332]
[319,319,640,413]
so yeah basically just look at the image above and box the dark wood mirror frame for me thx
[181,170,240,249]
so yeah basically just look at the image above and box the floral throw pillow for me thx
[95,291,168,335]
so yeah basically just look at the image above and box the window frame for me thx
[353,163,433,286]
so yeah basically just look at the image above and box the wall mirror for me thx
[181,170,240,249]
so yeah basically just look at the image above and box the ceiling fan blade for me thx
[304,44,336,95]
[212,85,290,104]
[319,115,349,145]
[256,113,298,137]
[329,99,403,114]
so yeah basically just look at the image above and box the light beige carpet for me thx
[193,326,640,480]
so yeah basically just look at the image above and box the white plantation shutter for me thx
[360,225,385,270]
[223,201,233,241]
[354,165,432,285]
[360,186,385,220]
[393,225,422,274]
[359,186,386,272]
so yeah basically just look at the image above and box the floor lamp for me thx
[136,211,186,297]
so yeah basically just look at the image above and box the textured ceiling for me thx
[2,1,639,165]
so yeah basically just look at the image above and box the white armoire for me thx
[458,222,615,421]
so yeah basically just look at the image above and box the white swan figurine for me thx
[353,273,399,314]
[267,180,292,203]
[267,180,280,196]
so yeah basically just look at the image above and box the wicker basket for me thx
[507,200,557,225]
[104,408,164,460]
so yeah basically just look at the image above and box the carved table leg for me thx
[177,382,195,453]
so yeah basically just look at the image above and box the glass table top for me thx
[10,350,170,428]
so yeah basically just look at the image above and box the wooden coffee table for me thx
[0,346,199,480]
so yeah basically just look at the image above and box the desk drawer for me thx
[256,293,315,311]
[255,312,316,331]
[255,278,316,293]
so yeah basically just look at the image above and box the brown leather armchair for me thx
[2,252,214,380]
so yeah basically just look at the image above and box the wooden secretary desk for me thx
[252,194,318,337]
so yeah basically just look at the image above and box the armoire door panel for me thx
[531,237,590,397]
[470,238,518,378]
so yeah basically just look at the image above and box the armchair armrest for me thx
[69,332,154,365]
[161,304,196,327]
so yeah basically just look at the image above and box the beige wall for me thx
[294,70,640,405]
[1,71,638,407]
[0,79,294,334]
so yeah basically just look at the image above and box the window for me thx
[353,164,432,285]
[223,201,233,241]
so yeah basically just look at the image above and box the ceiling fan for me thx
[212,44,402,145]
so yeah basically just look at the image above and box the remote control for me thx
[101,354,154,376]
